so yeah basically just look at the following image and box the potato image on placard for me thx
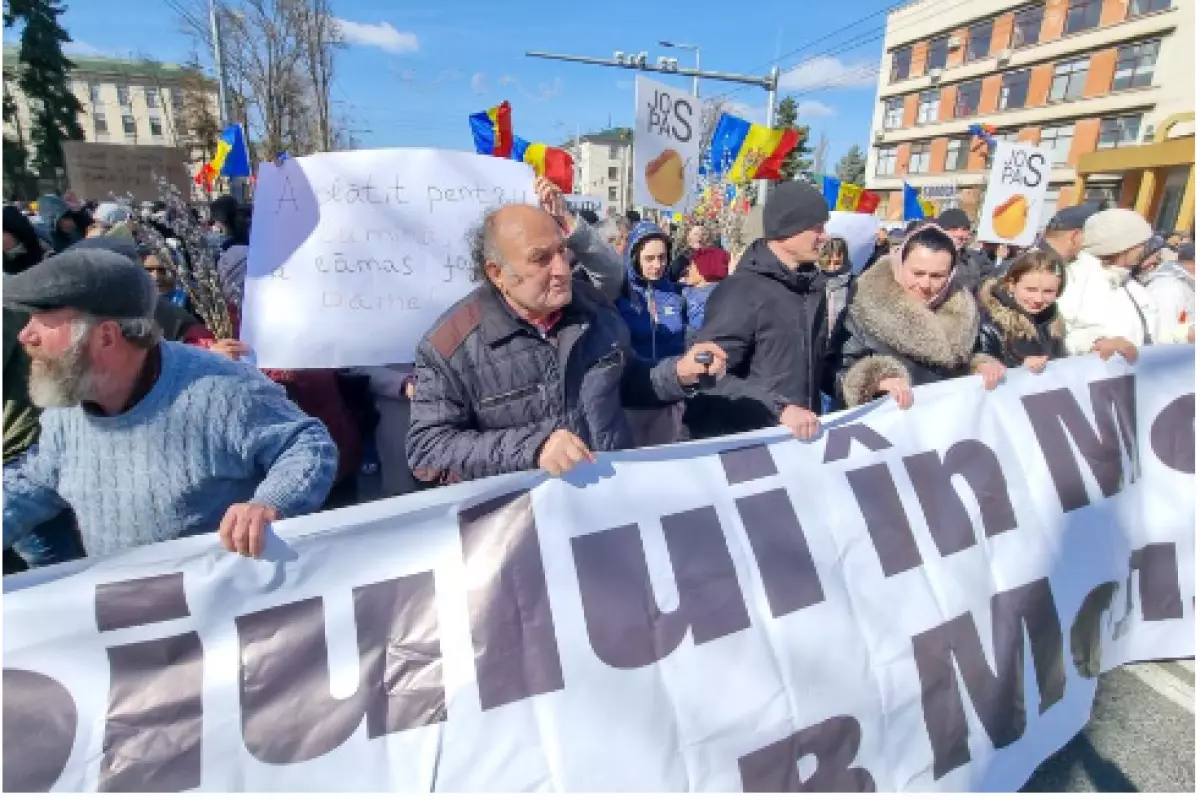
[645,149,685,206]
[992,194,1029,239]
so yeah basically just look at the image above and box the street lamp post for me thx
[659,40,700,98]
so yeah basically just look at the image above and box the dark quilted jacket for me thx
[406,279,688,484]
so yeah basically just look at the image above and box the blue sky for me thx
[41,0,892,165]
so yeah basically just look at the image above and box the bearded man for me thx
[2,248,338,560]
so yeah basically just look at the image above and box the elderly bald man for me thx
[407,201,727,482]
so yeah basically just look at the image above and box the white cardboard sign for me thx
[633,75,700,212]
[976,141,1052,246]
[241,148,537,369]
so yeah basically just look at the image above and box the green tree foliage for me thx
[2,66,36,199]
[6,0,84,181]
[773,96,813,183]
[835,144,868,186]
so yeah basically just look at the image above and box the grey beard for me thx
[28,336,94,409]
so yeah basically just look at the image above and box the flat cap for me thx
[1046,203,1100,231]
[3,247,156,318]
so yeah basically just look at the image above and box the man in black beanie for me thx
[935,207,993,294]
[685,181,830,441]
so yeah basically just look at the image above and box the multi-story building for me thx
[3,46,221,193]
[571,127,635,216]
[866,0,1194,234]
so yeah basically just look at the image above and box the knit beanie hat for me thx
[1083,208,1153,257]
[692,246,731,282]
[935,207,972,231]
[764,182,829,240]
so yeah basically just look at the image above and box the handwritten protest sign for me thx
[241,149,537,369]
[976,141,1051,246]
[61,142,190,202]
[633,75,700,213]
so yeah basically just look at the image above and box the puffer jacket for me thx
[976,278,1067,368]
[684,238,828,439]
[616,222,687,362]
[1058,250,1158,354]
[832,257,992,408]
[407,278,689,484]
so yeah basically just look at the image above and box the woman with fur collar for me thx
[832,224,1005,409]
[977,250,1068,371]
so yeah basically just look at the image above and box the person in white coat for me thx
[1058,208,1158,364]
[1140,242,1195,344]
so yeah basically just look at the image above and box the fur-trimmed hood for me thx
[978,278,1065,342]
[846,256,978,369]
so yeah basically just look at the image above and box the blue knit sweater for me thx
[3,341,338,558]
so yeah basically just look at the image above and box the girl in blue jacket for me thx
[617,221,688,362]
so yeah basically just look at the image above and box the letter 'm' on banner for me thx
[1021,376,1138,512]
[912,577,1066,779]
[3,669,78,792]
[738,714,876,792]
[459,492,565,711]
[904,440,1019,557]
[572,506,752,669]
[237,571,445,765]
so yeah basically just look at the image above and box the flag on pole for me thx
[820,175,882,214]
[469,101,514,158]
[903,182,936,220]
[706,113,800,182]
[194,124,251,190]
[512,136,574,194]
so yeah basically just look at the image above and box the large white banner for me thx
[976,141,1052,247]
[3,349,1194,792]
[241,149,537,369]
[633,75,701,213]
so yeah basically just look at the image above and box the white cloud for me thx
[497,75,517,87]
[793,100,836,118]
[333,18,419,54]
[726,101,767,125]
[63,40,108,57]
[470,72,487,94]
[779,56,878,92]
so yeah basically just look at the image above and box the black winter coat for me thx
[683,239,827,438]
[955,247,1001,296]
[976,278,1068,368]
[406,279,687,484]
[831,257,989,408]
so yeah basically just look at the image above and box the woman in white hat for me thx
[1057,208,1158,363]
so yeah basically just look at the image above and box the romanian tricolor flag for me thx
[820,175,882,214]
[512,136,574,194]
[194,124,251,190]
[469,101,514,158]
[706,113,800,183]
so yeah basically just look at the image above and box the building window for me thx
[954,79,982,117]
[926,36,949,71]
[1127,0,1170,17]
[999,69,1031,110]
[1064,0,1102,35]
[883,97,904,130]
[608,166,618,180]
[608,185,618,201]
[608,145,620,160]
[122,114,136,138]
[117,84,131,107]
[1048,57,1089,102]
[171,87,184,110]
[876,146,897,176]
[1097,114,1142,148]
[890,46,912,82]
[149,115,163,137]
[1040,124,1074,165]
[93,111,108,135]
[966,20,993,62]
[916,90,940,123]
[1112,40,1160,91]
[944,138,968,171]
[144,86,159,109]
[1011,4,1044,48]
[908,142,932,174]
[89,82,103,105]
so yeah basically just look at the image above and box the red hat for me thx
[692,246,730,282]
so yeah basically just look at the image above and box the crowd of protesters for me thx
[3,180,1194,572]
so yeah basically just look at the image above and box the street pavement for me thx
[1023,660,1195,792]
